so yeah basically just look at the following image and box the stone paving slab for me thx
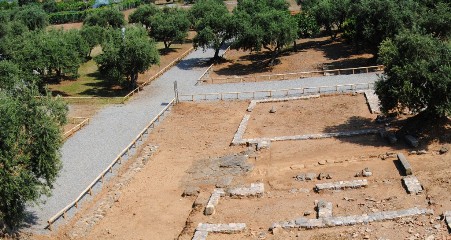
[317,200,333,218]
[272,207,433,230]
[231,114,250,145]
[315,179,368,192]
[402,175,423,194]
[192,230,208,240]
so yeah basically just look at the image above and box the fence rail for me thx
[63,117,90,139]
[180,82,374,102]
[199,65,384,84]
[58,47,194,104]
[47,98,176,230]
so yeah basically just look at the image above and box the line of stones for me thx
[363,90,381,114]
[205,183,264,216]
[397,153,423,194]
[192,223,246,240]
[271,207,434,230]
[231,95,380,146]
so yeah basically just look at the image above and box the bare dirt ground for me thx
[63,104,102,133]
[37,95,451,240]
[206,35,375,84]
[244,94,375,138]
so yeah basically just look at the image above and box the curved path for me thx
[27,47,379,232]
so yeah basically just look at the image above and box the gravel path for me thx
[26,47,380,232]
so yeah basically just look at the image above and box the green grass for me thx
[48,47,129,98]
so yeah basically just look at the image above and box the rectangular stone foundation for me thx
[315,179,368,192]
[272,207,433,230]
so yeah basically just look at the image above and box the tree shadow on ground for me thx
[212,35,375,77]
[323,115,451,150]
[176,57,211,70]
[50,90,70,97]
[78,72,128,97]
[159,47,179,56]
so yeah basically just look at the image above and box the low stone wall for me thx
[228,183,264,198]
[272,207,433,230]
[193,223,246,240]
[314,179,368,192]
[205,188,225,215]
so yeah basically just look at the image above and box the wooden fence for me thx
[63,117,90,139]
[180,82,375,102]
[198,65,384,84]
[47,98,176,230]
[195,46,231,86]
[59,47,194,104]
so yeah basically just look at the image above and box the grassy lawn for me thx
[47,37,193,99]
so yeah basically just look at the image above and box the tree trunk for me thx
[164,41,171,50]
[130,71,138,89]
[213,39,226,60]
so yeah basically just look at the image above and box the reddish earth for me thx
[36,96,451,240]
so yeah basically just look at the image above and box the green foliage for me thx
[13,5,48,31]
[7,29,86,82]
[83,8,125,28]
[294,12,319,38]
[233,0,297,65]
[149,7,190,49]
[95,26,160,88]
[0,80,67,230]
[302,0,350,39]
[344,0,418,53]
[191,0,235,59]
[81,25,107,57]
[128,4,158,29]
[375,31,451,117]
[418,1,451,39]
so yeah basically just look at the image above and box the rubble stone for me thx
[444,211,451,230]
[317,200,333,218]
[196,223,246,233]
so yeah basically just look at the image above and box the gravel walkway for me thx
[26,47,380,232]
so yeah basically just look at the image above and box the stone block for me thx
[257,140,270,150]
[402,175,423,194]
[317,200,333,218]
[192,230,208,240]
[204,188,225,215]
[196,223,246,233]
[228,183,264,198]
[397,153,413,175]
[405,135,419,147]
[314,179,368,192]
[444,211,451,230]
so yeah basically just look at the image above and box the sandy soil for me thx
[244,94,375,138]
[205,35,375,84]
[35,96,451,240]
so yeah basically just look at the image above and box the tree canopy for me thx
[233,0,297,65]
[190,0,236,59]
[83,8,125,28]
[0,66,67,230]
[375,31,450,117]
[95,26,160,88]
[128,4,159,29]
[149,7,190,50]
